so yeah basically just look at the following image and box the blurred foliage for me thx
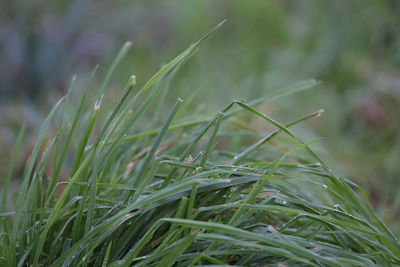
[1,0,400,231]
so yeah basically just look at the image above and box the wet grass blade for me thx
[10,96,66,267]
[0,125,25,231]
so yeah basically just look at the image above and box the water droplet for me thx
[233,156,238,160]
[124,134,127,137]
[322,184,328,189]
[281,200,287,205]
[334,204,340,209]
[233,168,238,172]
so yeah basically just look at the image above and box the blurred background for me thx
[1,0,399,233]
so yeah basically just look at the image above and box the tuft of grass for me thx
[1,22,399,266]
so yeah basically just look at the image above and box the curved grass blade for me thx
[9,96,66,267]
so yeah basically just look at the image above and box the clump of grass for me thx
[1,22,399,267]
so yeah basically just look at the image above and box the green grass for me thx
[1,23,399,266]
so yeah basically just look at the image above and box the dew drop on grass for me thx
[233,156,238,160]
[124,134,127,137]
[280,200,287,205]
[334,204,340,209]
[322,184,328,189]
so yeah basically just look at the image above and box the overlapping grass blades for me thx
[1,22,399,266]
